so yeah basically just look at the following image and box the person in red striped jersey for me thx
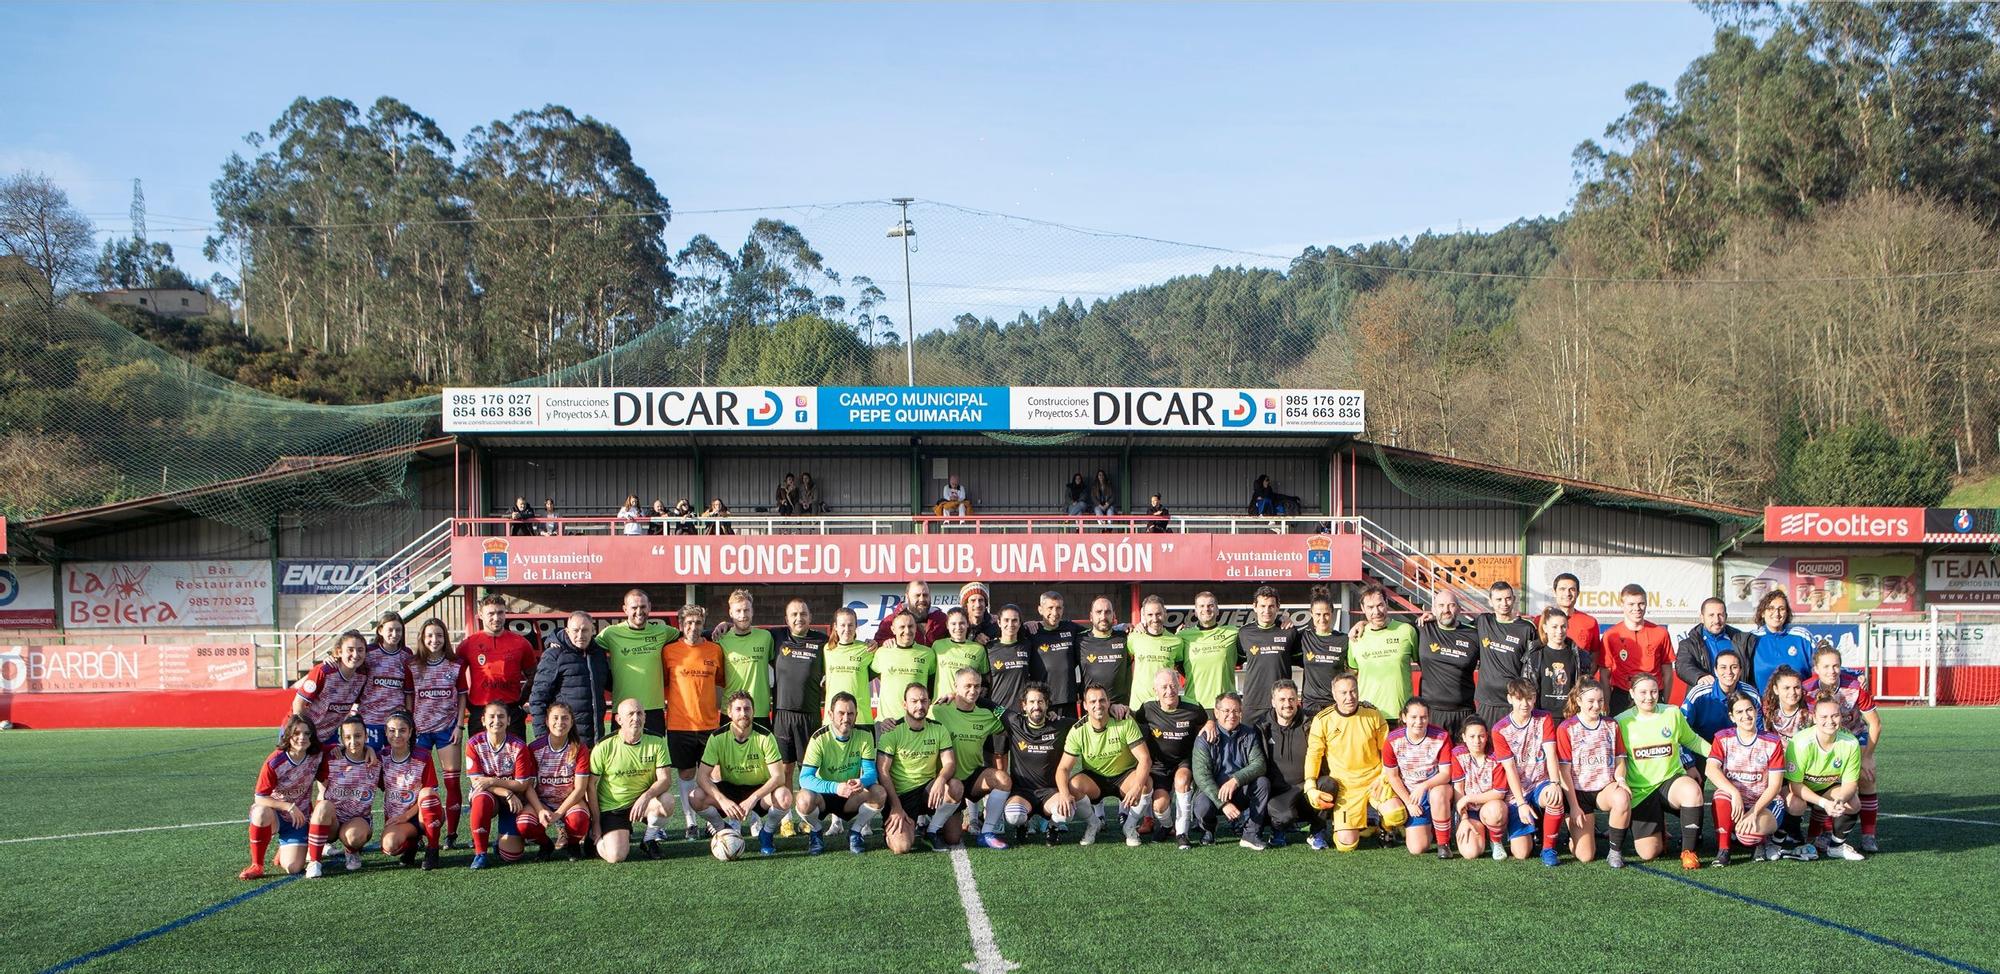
[465,702,535,869]
[407,619,466,848]
[1555,681,1632,867]
[293,631,371,745]
[1704,690,1787,867]
[1449,716,1527,862]
[241,715,324,880]
[1381,699,1456,858]
[358,614,415,752]
[377,711,443,871]
[1492,679,1566,866]
[522,702,594,862]
[305,716,380,878]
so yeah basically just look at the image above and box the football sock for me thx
[444,772,463,838]
[1860,794,1879,836]
[419,795,443,848]
[248,822,273,865]
[469,792,495,854]
[983,790,1011,834]
[306,822,332,862]
[1713,797,1734,855]
[1680,803,1703,853]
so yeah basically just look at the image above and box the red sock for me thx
[1432,822,1452,846]
[248,823,273,865]
[306,822,333,862]
[419,796,443,848]
[1541,811,1562,851]
[517,813,547,844]
[1860,794,1879,836]
[445,773,464,838]
[564,808,592,837]
[469,792,495,854]
[1485,824,1504,843]
[498,845,524,862]
[1713,797,1734,854]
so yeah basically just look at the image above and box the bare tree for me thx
[0,171,97,298]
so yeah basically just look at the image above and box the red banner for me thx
[453,532,1363,586]
[1765,507,1924,544]
[0,644,257,693]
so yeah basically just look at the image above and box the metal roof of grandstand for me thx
[1361,441,1760,525]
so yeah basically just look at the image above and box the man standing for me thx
[961,582,1000,644]
[1078,596,1132,709]
[872,579,949,645]
[596,589,679,736]
[1136,667,1209,849]
[717,589,775,727]
[588,698,672,864]
[662,605,725,841]
[1539,572,1602,677]
[1237,587,1295,730]
[771,598,828,837]
[1192,692,1269,849]
[1473,580,1537,727]
[1416,589,1481,740]
[1347,585,1417,718]
[870,612,937,732]
[458,595,538,740]
[1675,598,1756,689]
[1126,596,1186,712]
[528,611,610,748]
[1600,583,1672,715]
[1177,591,1240,710]
[1027,591,1085,714]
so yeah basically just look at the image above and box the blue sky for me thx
[0,2,1720,321]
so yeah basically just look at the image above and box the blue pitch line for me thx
[38,875,298,974]
[1635,865,1994,974]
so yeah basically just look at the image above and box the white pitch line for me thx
[948,847,1019,974]
[1884,812,1999,827]
[0,819,239,845]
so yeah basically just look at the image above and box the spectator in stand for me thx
[798,472,824,514]
[774,473,799,515]
[505,496,538,536]
[1249,475,1301,517]
[934,474,971,518]
[457,595,539,740]
[872,579,950,645]
[529,611,611,748]
[641,499,666,535]
[702,497,734,535]
[1091,469,1117,516]
[617,494,646,536]
[1145,493,1170,533]
[1065,472,1091,515]
[670,498,698,535]
[539,497,563,536]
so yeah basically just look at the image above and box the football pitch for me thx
[3,711,1999,974]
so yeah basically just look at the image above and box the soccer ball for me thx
[0,720,12,730]
[709,830,746,862]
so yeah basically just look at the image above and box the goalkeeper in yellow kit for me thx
[1302,671,1408,851]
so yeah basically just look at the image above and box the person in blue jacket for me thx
[1682,649,1760,742]
[1749,592,1814,693]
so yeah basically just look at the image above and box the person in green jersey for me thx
[1057,683,1152,847]
[933,608,990,701]
[877,682,962,854]
[870,611,936,731]
[588,698,672,864]
[689,691,790,856]
[822,607,876,724]
[1177,591,1240,709]
[1348,585,1418,716]
[595,589,680,736]
[930,666,1012,849]
[717,589,775,722]
[1615,672,1710,869]
[1783,691,1867,861]
[793,692,884,855]
[1126,596,1186,711]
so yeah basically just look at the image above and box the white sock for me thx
[698,806,727,832]
[1122,805,1146,832]
[1098,798,1118,825]
[1003,801,1030,826]
[1174,789,1193,836]
[763,806,786,832]
[852,803,881,833]
[646,809,664,829]
[983,791,1011,834]
[928,800,961,834]
[677,778,697,826]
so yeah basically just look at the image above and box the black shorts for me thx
[1266,785,1321,828]
[1243,707,1274,732]
[1609,687,1636,718]
[716,781,765,807]
[1574,789,1603,817]
[642,708,666,738]
[960,765,992,788]
[1300,699,1329,722]
[1150,761,1190,792]
[1475,703,1513,729]
[771,710,817,764]
[599,806,635,836]
[1023,786,1060,809]
[805,789,864,815]
[667,730,711,770]
[1631,788,1669,839]
[1424,703,1473,740]
[1078,769,1128,799]
[897,786,938,820]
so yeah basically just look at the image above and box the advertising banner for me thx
[818,388,1006,431]
[1721,553,1918,615]
[443,387,816,433]
[1927,507,2000,544]
[1764,507,1924,544]
[63,561,273,629]
[1422,555,1523,593]
[455,532,1364,586]
[277,559,412,596]
[0,643,257,693]
[842,585,964,631]
[1525,555,1713,621]
[0,565,57,629]
[1927,553,2000,606]
[1009,388,1363,434]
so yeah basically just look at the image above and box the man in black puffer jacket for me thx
[529,611,612,747]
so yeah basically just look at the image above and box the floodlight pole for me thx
[893,197,916,386]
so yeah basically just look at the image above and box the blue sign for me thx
[818,387,1008,431]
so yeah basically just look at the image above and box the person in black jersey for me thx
[1137,667,1213,849]
[1001,682,1077,844]
[985,605,1033,713]
[1078,596,1132,712]
[1525,608,1589,715]
[771,598,828,836]
[1417,588,1481,739]
[1258,681,1321,847]
[1238,586,1295,729]
[1291,590,1349,719]
[1027,591,1084,713]
[1473,580,1537,727]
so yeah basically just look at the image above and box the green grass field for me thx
[3,711,1999,974]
